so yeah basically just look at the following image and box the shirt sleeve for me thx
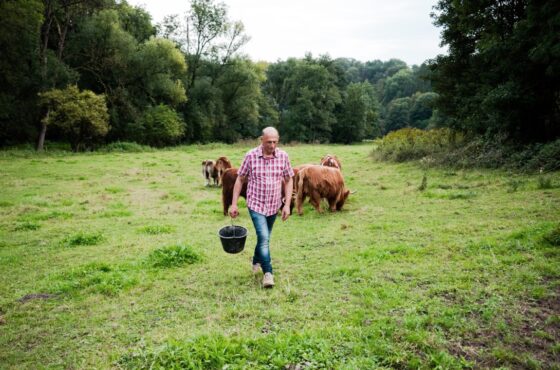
[238,152,251,177]
[283,154,295,178]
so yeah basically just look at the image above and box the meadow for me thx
[0,142,559,369]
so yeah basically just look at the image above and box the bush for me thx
[372,128,461,162]
[136,104,185,147]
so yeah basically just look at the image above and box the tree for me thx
[409,92,438,129]
[39,85,109,151]
[382,68,416,104]
[37,0,109,151]
[0,0,44,146]
[430,0,560,143]
[135,104,184,147]
[333,82,380,143]
[385,97,412,133]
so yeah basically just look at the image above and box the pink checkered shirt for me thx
[238,145,294,216]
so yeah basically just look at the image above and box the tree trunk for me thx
[37,119,47,151]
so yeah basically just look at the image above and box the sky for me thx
[127,0,446,66]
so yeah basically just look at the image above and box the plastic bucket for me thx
[218,225,247,254]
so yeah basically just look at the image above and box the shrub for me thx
[372,128,461,162]
[146,245,202,268]
[136,104,185,147]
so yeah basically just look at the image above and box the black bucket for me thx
[218,225,248,254]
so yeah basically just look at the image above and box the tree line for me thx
[1,0,557,151]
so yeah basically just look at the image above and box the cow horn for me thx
[350,190,357,194]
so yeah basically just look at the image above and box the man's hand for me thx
[281,204,290,221]
[229,204,239,218]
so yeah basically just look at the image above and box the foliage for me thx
[135,104,185,147]
[430,0,560,143]
[0,0,43,146]
[39,85,109,151]
[146,245,203,268]
[372,127,461,162]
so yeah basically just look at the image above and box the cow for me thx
[221,168,247,215]
[214,156,232,186]
[202,160,218,186]
[320,154,342,170]
[295,165,350,215]
[221,167,296,216]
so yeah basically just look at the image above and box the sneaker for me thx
[252,263,261,274]
[262,272,274,288]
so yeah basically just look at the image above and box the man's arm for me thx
[281,176,293,221]
[229,175,247,218]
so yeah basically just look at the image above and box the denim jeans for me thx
[248,208,277,274]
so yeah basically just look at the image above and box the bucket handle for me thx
[230,216,236,237]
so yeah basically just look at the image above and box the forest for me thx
[0,0,558,152]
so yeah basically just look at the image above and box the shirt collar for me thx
[257,145,277,158]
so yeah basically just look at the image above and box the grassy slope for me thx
[0,143,558,369]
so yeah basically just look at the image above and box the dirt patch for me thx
[18,293,59,303]
[447,289,560,368]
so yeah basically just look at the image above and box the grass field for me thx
[0,142,559,369]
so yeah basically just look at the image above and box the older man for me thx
[229,127,294,288]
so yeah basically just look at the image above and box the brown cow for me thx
[202,160,218,186]
[221,167,295,216]
[295,165,350,215]
[221,168,247,215]
[320,154,342,170]
[214,156,232,186]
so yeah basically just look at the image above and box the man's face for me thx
[261,133,279,155]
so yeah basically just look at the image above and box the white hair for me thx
[261,127,279,137]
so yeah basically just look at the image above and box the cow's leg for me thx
[310,191,322,213]
[296,190,306,215]
[328,197,337,212]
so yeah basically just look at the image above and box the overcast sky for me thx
[127,0,446,66]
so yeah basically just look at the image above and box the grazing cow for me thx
[320,154,342,170]
[221,167,295,216]
[214,156,233,186]
[295,165,350,215]
[202,160,218,186]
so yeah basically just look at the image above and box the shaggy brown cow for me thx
[221,167,295,216]
[202,160,218,186]
[320,154,342,170]
[221,168,247,215]
[214,156,232,186]
[295,165,350,215]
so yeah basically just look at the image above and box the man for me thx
[229,127,294,288]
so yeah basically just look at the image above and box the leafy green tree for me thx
[430,0,560,143]
[409,92,438,129]
[36,0,110,150]
[385,97,412,133]
[333,82,380,143]
[382,68,416,104]
[280,60,341,142]
[116,2,156,42]
[135,104,184,147]
[0,0,43,146]
[39,85,109,151]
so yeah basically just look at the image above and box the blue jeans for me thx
[248,209,277,274]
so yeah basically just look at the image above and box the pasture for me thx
[0,143,559,369]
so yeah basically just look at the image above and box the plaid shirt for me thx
[238,145,294,216]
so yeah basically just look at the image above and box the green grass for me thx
[0,143,559,369]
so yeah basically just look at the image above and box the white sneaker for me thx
[262,272,274,288]
[252,263,261,274]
